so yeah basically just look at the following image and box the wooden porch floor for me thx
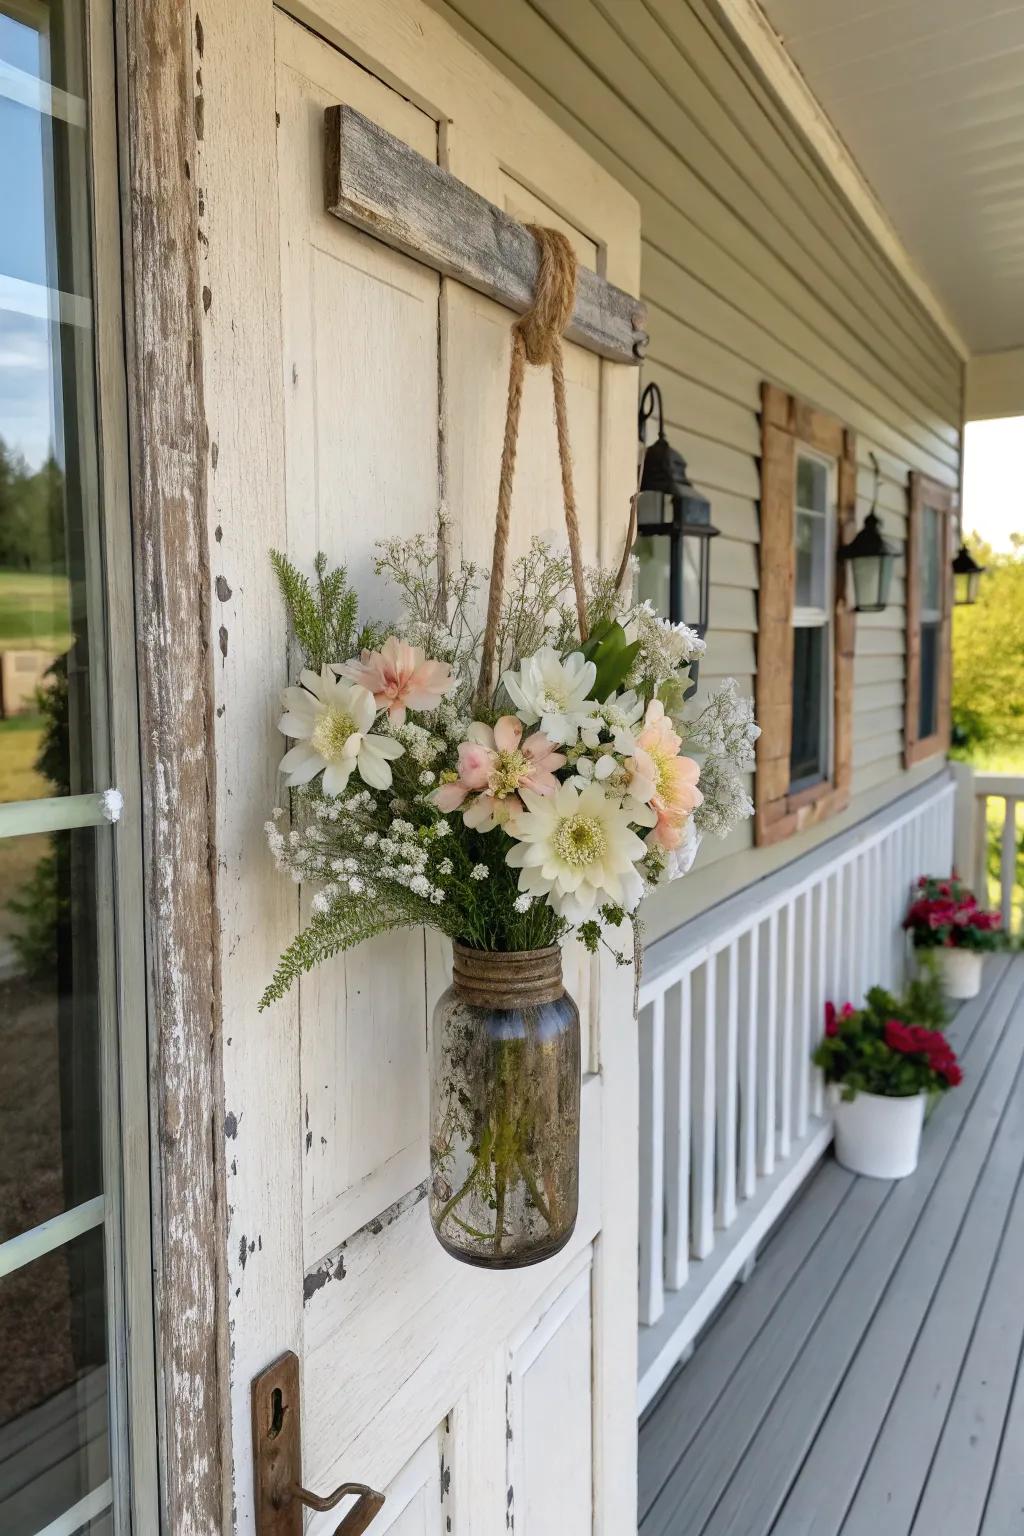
[639,951,1024,1536]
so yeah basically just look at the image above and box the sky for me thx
[962,417,1024,552]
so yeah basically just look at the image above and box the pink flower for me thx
[628,700,703,852]
[337,636,453,724]
[432,716,565,832]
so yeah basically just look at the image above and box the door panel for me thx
[509,1259,594,1536]
[237,3,641,1527]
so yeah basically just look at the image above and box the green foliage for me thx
[580,618,641,701]
[951,536,1024,756]
[0,437,65,573]
[7,849,61,978]
[270,549,364,671]
[259,894,429,1010]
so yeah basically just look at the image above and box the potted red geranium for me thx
[813,978,961,1178]
[903,874,1002,1000]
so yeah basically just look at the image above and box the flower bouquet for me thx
[903,874,1003,1000]
[261,537,758,1263]
[813,974,959,1178]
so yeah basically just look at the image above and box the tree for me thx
[951,534,1024,757]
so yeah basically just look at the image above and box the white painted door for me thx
[229,4,640,1530]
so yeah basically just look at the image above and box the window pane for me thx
[920,505,942,616]
[0,310,96,801]
[795,509,827,610]
[634,532,671,619]
[1,2,87,95]
[796,453,828,512]
[790,625,827,786]
[0,1228,110,1536]
[0,8,43,76]
[1,828,103,1244]
[919,620,939,740]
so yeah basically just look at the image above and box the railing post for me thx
[950,760,977,882]
[1000,798,1019,930]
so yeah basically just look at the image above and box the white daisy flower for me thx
[277,667,404,796]
[568,751,618,792]
[501,647,599,746]
[505,780,647,923]
[579,689,645,753]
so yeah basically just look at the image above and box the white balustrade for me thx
[636,773,956,1411]
[971,773,1024,935]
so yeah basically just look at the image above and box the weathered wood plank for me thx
[117,0,228,1530]
[323,103,647,363]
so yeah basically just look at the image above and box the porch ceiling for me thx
[759,0,1024,354]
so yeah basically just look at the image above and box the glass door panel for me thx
[0,3,144,1531]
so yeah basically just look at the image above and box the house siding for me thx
[427,0,964,940]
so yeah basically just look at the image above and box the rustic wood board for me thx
[323,102,647,364]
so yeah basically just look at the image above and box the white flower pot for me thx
[831,1088,926,1179]
[931,946,984,1001]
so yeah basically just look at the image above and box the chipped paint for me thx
[224,1110,240,1139]
[303,1250,346,1303]
[215,575,232,602]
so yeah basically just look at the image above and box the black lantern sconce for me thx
[952,541,985,606]
[634,381,719,639]
[838,453,899,613]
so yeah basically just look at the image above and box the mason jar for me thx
[428,943,580,1268]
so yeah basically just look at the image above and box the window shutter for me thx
[754,383,857,847]
[904,472,957,767]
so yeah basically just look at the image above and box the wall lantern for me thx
[634,381,719,639]
[838,453,899,613]
[952,542,985,606]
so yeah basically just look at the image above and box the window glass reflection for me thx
[0,1229,110,1536]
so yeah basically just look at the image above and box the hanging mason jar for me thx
[429,943,581,1268]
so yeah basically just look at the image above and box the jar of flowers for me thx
[813,977,960,1179]
[261,538,758,1267]
[903,874,1003,1000]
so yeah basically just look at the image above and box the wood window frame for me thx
[755,383,857,847]
[904,472,957,767]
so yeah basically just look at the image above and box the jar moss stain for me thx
[429,944,581,1268]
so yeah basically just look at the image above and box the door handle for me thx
[288,1479,385,1535]
[288,1468,383,1529]
[252,1351,385,1535]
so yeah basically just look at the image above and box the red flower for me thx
[884,1019,917,1054]
[824,1001,838,1037]
[942,1063,963,1086]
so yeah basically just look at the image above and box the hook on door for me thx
[252,1351,385,1535]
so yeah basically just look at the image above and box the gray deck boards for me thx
[639,953,1024,1536]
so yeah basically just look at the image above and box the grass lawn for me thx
[0,715,47,803]
[0,569,72,650]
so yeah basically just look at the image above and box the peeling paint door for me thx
[226,3,640,1530]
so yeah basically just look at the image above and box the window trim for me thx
[905,472,957,767]
[755,383,857,848]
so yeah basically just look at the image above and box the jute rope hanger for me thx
[475,225,589,709]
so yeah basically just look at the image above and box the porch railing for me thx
[963,771,1024,937]
[636,773,955,1412]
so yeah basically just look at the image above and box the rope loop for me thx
[474,226,588,708]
